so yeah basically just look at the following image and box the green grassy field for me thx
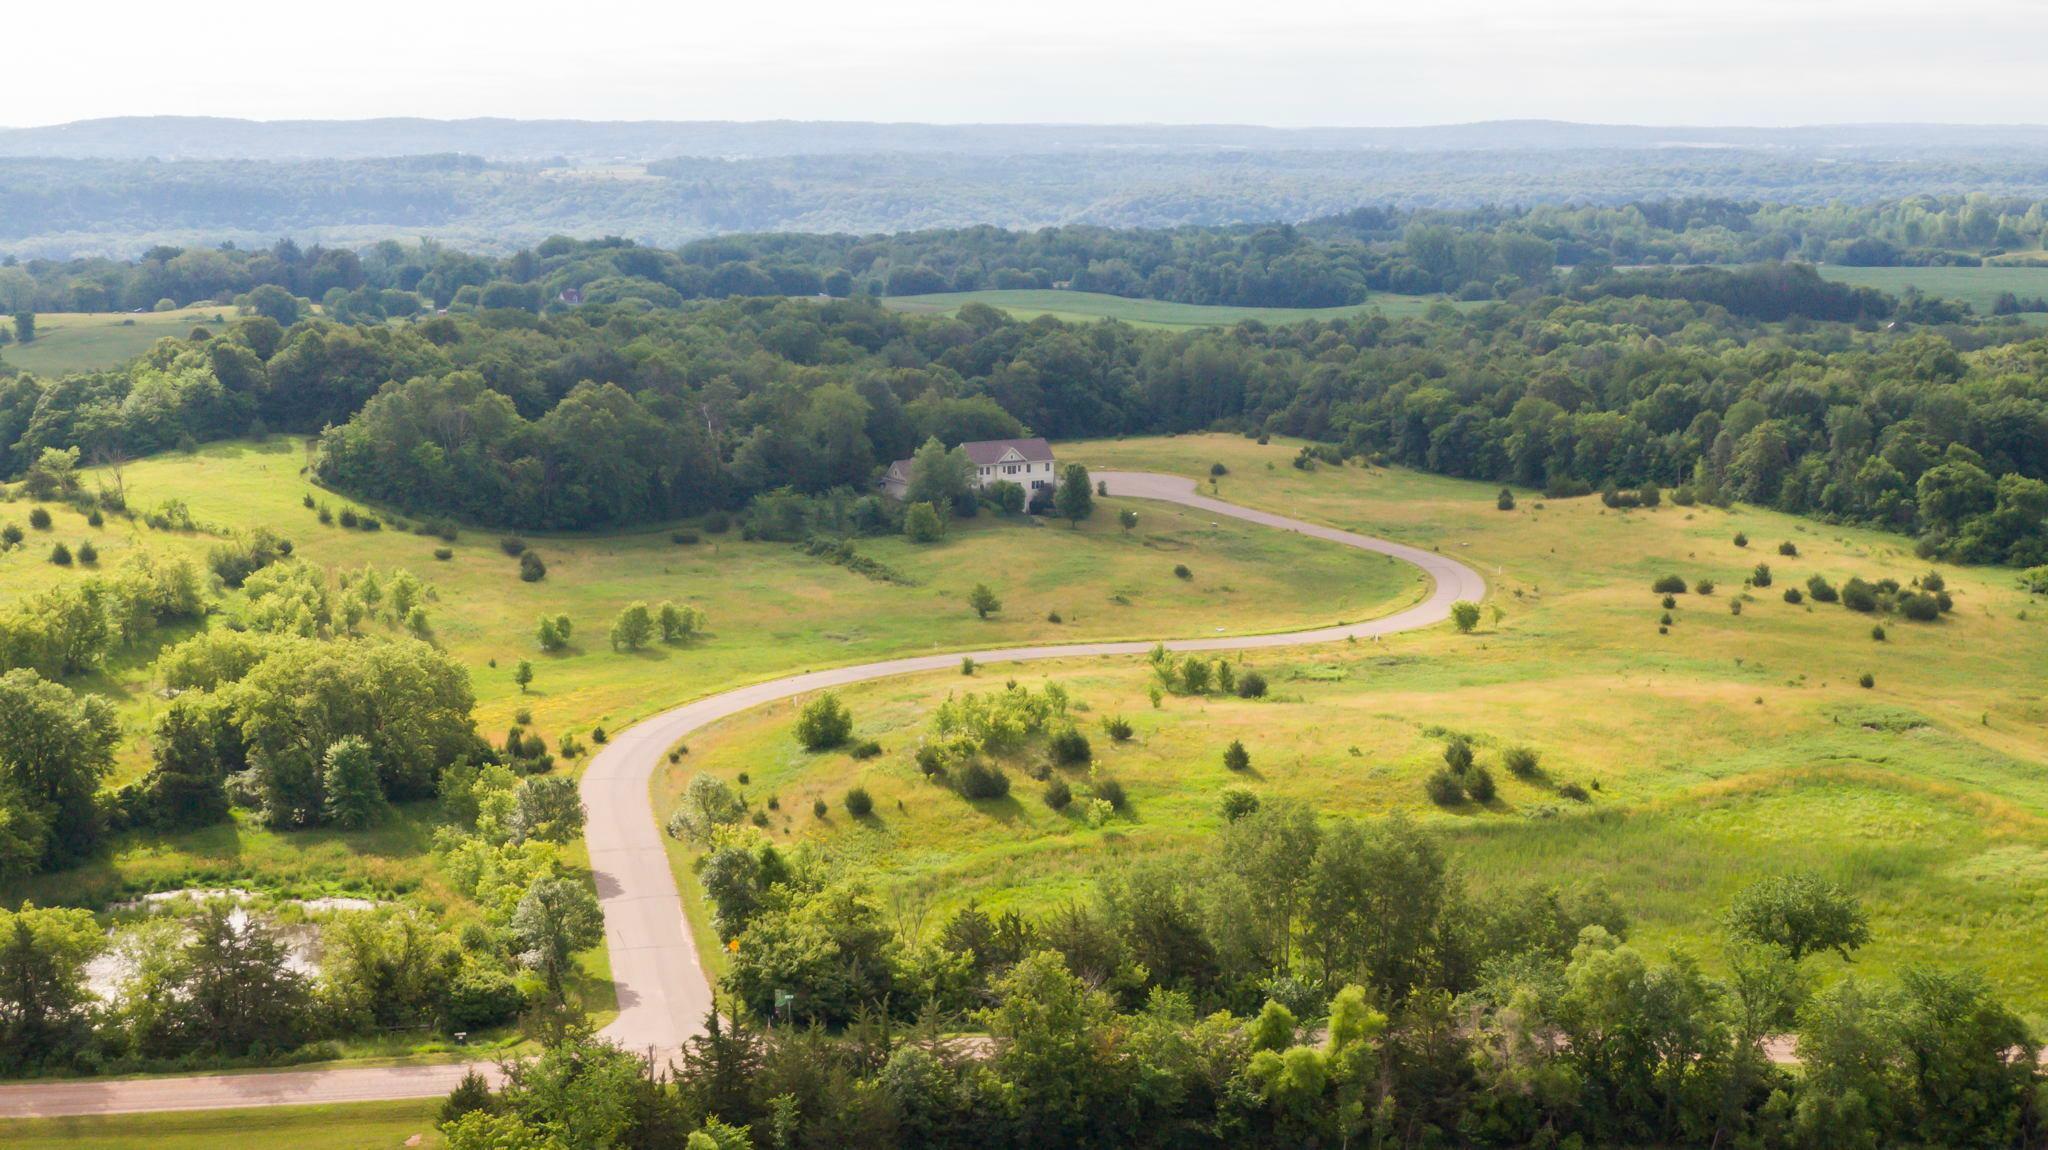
[1818,264,2048,315]
[659,434,2048,1025]
[881,288,1460,328]
[0,1099,443,1149]
[0,307,235,376]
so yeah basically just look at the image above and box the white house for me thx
[882,437,1057,500]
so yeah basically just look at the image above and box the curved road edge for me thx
[0,470,1482,1119]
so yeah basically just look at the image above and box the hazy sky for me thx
[11,0,2041,127]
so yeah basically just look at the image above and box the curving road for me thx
[0,471,1482,1118]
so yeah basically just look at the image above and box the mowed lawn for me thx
[1,307,234,376]
[661,434,2048,1025]
[0,1099,443,1149]
[1818,264,2048,315]
[882,288,1460,328]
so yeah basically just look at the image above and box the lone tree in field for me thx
[1450,601,1482,633]
[1119,508,1138,534]
[1223,740,1251,772]
[1054,464,1094,526]
[1496,488,1516,511]
[969,583,1002,619]
[796,692,854,751]
[1725,871,1871,962]
[513,660,534,693]
[609,602,655,651]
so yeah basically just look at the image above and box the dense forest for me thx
[4,269,2042,564]
[8,195,2048,315]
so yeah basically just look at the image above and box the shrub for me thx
[86,509,104,528]
[1661,612,1674,625]
[704,511,731,534]
[957,760,1011,800]
[499,536,528,556]
[29,507,52,530]
[1784,588,1804,604]
[1101,715,1134,742]
[1424,767,1465,805]
[914,744,946,778]
[1558,782,1591,802]
[360,516,381,531]
[1729,599,1742,616]
[338,508,360,528]
[1046,611,1061,623]
[1871,624,1888,641]
[844,787,874,817]
[1779,541,1799,556]
[1733,532,1748,547]
[1043,777,1072,810]
[1465,765,1498,803]
[795,693,854,750]
[849,739,884,760]
[0,523,20,547]
[519,551,547,582]
[75,541,97,565]
[1173,564,1192,580]
[1504,746,1541,778]
[1450,601,1482,632]
[1235,669,1268,698]
[434,547,454,561]
[591,726,608,744]
[1444,738,1474,772]
[960,656,975,676]
[1661,595,1677,609]
[1049,726,1092,766]
[1652,574,1687,594]
[1805,575,1838,603]
[1899,594,1940,622]
[49,542,71,565]
[1751,563,1772,587]
[1094,778,1127,810]
[1859,672,1875,689]
[302,493,316,510]
[813,797,828,817]
[317,506,333,525]
[1223,739,1251,772]
[968,582,1002,619]
[1210,462,1228,477]
[1694,579,1715,595]
[904,502,946,543]
[1920,571,1946,593]
[1219,785,1260,822]
[1497,488,1516,510]
[1840,577,1878,612]
[672,530,700,545]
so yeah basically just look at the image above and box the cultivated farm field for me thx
[659,434,2048,1025]
[0,306,235,376]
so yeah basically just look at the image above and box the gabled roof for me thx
[961,437,1054,466]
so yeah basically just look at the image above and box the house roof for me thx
[961,437,1054,466]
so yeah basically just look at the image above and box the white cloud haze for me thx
[10,0,2043,127]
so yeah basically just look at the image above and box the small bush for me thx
[338,508,360,528]
[1497,488,1516,511]
[1504,746,1541,778]
[1899,594,1940,622]
[1652,575,1687,594]
[796,693,854,751]
[1920,571,1945,593]
[1661,595,1677,610]
[519,551,547,582]
[850,739,884,760]
[672,530,700,545]
[1444,738,1474,772]
[1223,739,1251,772]
[1172,564,1193,580]
[1779,541,1799,557]
[1095,778,1127,810]
[1859,672,1875,689]
[1235,669,1268,698]
[1101,715,1134,742]
[591,726,608,744]
[1840,577,1878,613]
[434,547,454,561]
[49,542,72,566]
[1694,579,1715,595]
[1733,532,1748,547]
[75,540,97,565]
[1219,786,1260,823]
[813,797,829,817]
[844,787,874,817]
[302,493,316,509]
[1784,588,1804,604]
[1465,765,1498,803]
[86,509,104,528]
[29,507,52,530]
[1046,611,1062,623]
[1805,575,1838,604]
[957,761,1011,800]
[499,536,527,556]
[960,656,975,676]
[1729,599,1742,616]
[1,524,21,547]
[1558,781,1591,802]
[1048,726,1092,766]
[360,516,381,531]
[1751,563,1771,587]
[1660,612,1674,625]
[1871,624,1888,641]
[317,506,333,525]
[1043,778,1072,810]
[1424,768,1465,806]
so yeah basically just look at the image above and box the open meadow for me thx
[1817,264,2048,315]
[658,433,2048,1024]
[0,307,235,376]
[882,288,1459,327]
[0,1098,443,1149]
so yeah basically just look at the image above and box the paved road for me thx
[0,471,1482,1118]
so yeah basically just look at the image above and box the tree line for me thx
[425,804,2040,1149]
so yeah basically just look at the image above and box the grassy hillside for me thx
[0,307,233,376]
[882,288,1458,328]
[660,434,2048,1025]
[1817,264,2048,315]
[0,1099,443,1149]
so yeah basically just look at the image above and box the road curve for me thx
[0,471,1482,1119]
